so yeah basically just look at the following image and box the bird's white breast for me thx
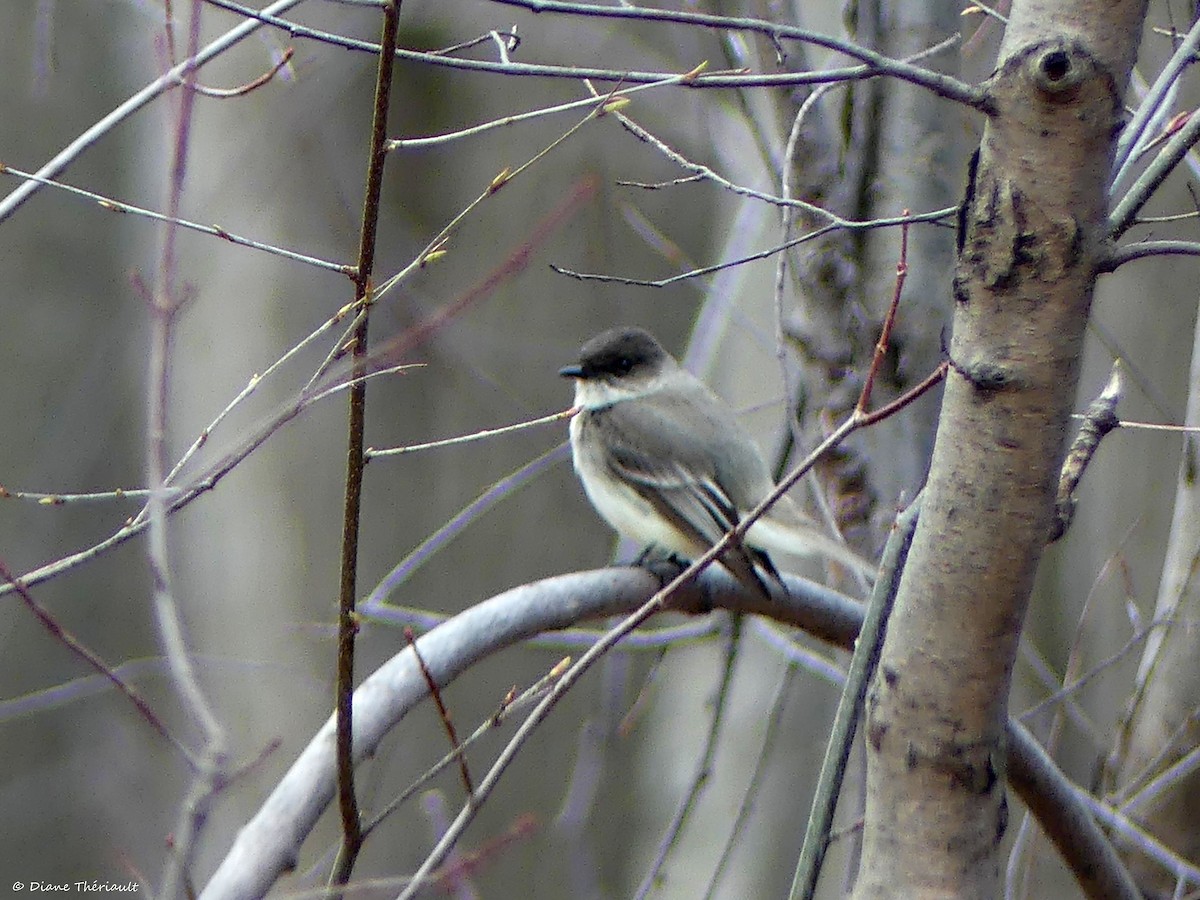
[569,412,702,557]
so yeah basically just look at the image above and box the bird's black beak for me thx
[559,364,584,379]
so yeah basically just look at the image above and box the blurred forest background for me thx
[0,1,1197,897]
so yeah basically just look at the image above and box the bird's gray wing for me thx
[591,400,775,593]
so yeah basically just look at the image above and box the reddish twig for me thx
[860,361,949,428]
[405,627,474,795]
[0,558,181,754]
[191,47,295,97]
[226,738,283,785]
[857,213,910,413]
[431,812,540,890]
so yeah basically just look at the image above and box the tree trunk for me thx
[853,2,1147,896]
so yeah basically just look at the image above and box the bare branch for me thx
[203,0,979,96]
[0,163,354,275]
[1103,239,1200,270]
[551,209,954,287]
[0,0,310,224]
[198,563,1141,900]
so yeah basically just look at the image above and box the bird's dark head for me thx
[559,327,677,409]
[559,327,671,382]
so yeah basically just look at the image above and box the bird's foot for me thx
[633,547,691,588]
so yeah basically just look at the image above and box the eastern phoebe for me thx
[560,327,876,593]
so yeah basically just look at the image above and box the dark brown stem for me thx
[332,0,402,889]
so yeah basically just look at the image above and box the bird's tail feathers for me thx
[747,517,877,581]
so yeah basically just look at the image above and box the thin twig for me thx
[361,444,570,610]
[201,0,980,99]
[405,627,474,795]
[1110,104,1200,239]
[1020,613,1166,726]
[0,559,182,753]
[0,163,354,276]
[0,0,309,224]
[388,74,697,149]
[633,615,742,898]
[1011,521,1135,900]
[420,795,538,893]
[1101,419,1200,433]
[485,0,979,105]
[150,5,228,897]
[1110,705,1200,809]
[1018,640,1105,748]
[749,620,848,688]
[614,650,669,737]
[1119,732,1200,817]
[0,485,157,504]
[365,408,576,458]
[358,658,570,840]
[190,45,295,97]
[701,662,798,900]
[552,208,954,287]
[1064,785,1200,888]
[857,216,910,412]
[1112,16,1200,179]
[588,79,861,217]
[858,362,948,427]
[773,77,839,415]
[330,0,402,888]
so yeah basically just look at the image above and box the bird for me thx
[559,326,876,594]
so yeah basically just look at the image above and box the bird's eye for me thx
[616,356,633,373]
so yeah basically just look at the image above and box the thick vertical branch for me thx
[332,0,401,885]
[853,1,1146,896]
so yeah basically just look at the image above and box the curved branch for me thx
[200,566,1136,900]
[1101,240,1200,271]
